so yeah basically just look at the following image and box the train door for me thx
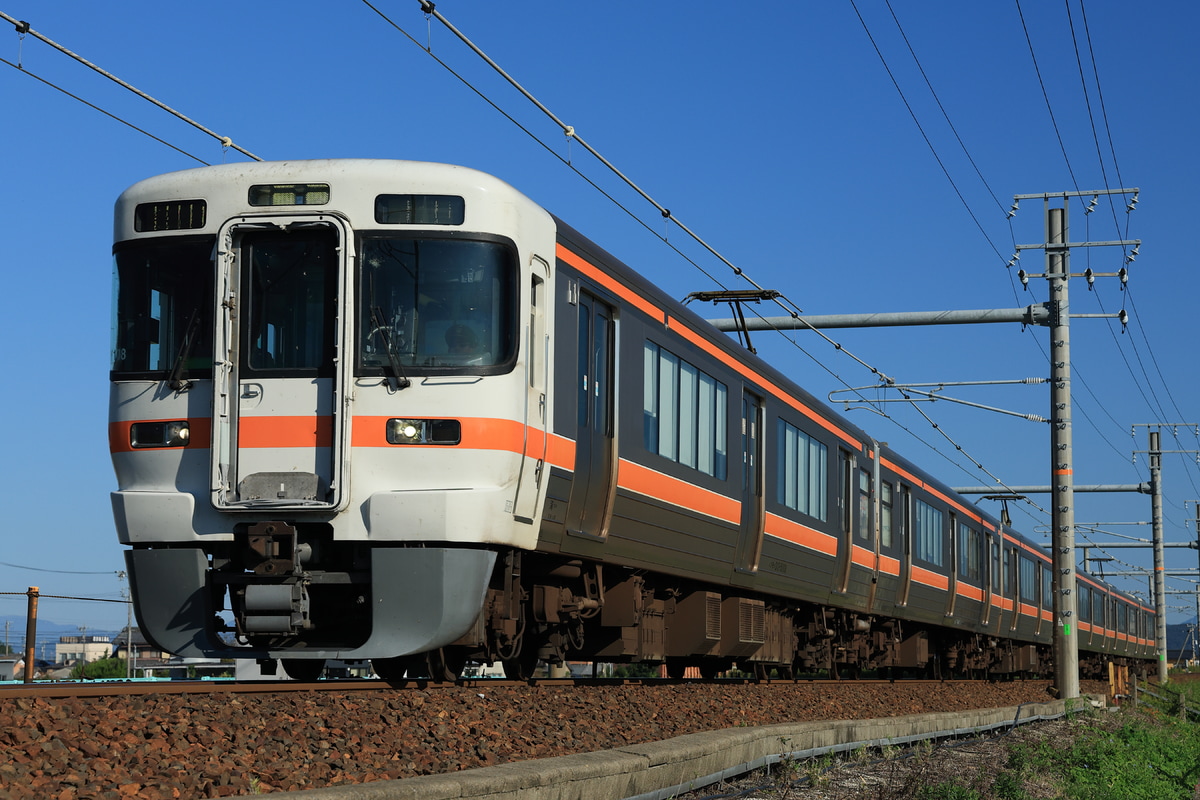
[896,484,913,607]
[513,260,550,522]
[944,513,960,619]
[981,532,999,630]
[733,392,765,574]
[564,291,616,538]
[211,222,347,509]
[865,454,881,611]
[832,449,854,593]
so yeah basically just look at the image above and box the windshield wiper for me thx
[167,309,201,392]
[371,306,411,391]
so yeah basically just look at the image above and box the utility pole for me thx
[1046,203,1079,699]
[23,587,38,685]
[1195,502,1200,663]
[1012,188,1139,700]
[1132,425,1200,683]
[1150,429,1165,683]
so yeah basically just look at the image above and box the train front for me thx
[108,160,553,672]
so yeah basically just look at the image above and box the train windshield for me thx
[111,237,215,380]
[357,236,517,375]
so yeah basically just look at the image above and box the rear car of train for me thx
[109,160,554,669]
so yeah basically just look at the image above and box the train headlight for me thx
[386,418,461,445]
[130,420,190,448]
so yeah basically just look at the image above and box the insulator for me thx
[1007,200,1020,219]
[1119,267,1128,286]
[1018,269,1028,288]
[1085,268,1094,289]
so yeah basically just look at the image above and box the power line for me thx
[0,13,261,161]
[1014,0,1081,191]
[0,561,118,576]
[0,55,208,165]
[883,0,1009,218]
[848,0,1007,263]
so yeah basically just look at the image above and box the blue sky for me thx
[2,1,1197,634]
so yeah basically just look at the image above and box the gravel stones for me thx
[0,680,1103,798]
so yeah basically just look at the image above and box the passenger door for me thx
[733,392,764,574]
[564,292,616,537]
[211,222,347,510]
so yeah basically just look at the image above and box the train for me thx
[109,159,1154,682]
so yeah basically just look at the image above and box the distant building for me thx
[54,635,111,665]
[0,658,22,680]
[111,627,168,662]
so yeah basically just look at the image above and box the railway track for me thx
[1,675,999,699]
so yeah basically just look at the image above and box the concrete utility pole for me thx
[1132,425,1200,683]
[1044,204,1079,700]
[1009,189,1140,700]
[1149,430,1166,683]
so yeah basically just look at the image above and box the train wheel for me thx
[428,648,467,683]
[372,654,425,683]
[281,658,326,682]
[502,647,539,681]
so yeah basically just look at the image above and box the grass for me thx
[717,675,1200,799]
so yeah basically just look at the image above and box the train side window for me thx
[1018,555,1037,605]
[642,341,727,479]
[914,498,944,567]
[857,469,872,542]
[529,275,541,389]
[776,419,828,522]
[1005,546,1016,597]
[1042,564,1053,611]
[956,521,982,583]
[880,481,894,548]
[1078,585,1092,623]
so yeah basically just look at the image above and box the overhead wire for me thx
[882,0,1010,219]
[1014,1,1200,572]
[0,12,261,161]
[1014,0,1081,191]
[848,0,1007,264]
[369,0,1060,521]
[0,54,209,165]
[9,7,1188,593]
[3,2,1041,514]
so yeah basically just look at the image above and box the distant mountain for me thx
[0,615,122,651]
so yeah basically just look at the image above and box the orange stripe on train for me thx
[618,459,742,525]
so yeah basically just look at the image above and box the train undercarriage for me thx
[199,531,1142,683]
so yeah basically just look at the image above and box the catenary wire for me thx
[0,55,209,165]
[10,8,1183,590]
[0,13,261,161]
[370,1,1062,519]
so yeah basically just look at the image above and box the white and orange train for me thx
[109,159,1154,681]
